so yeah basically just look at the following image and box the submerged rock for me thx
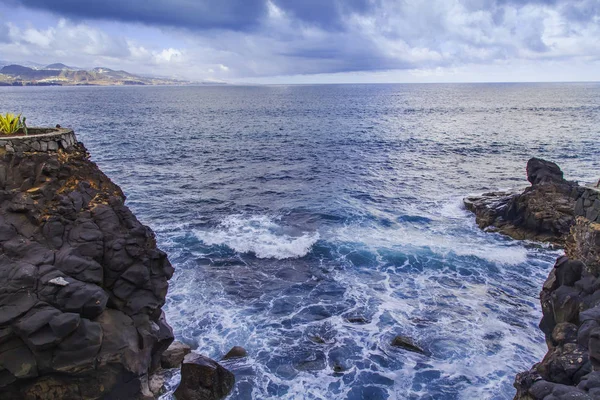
[309,335,326,344]
[174,353,235,400]
[0,130,175,398]
[345,316,370,324]
[390,335,427,355]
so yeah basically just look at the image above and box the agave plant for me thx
[0,113,25,135]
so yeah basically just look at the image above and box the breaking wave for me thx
[194,215,320,260]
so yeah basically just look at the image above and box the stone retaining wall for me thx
[0,128,77,153]
[575,187,600,223]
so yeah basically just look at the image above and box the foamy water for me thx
[2,83,599,399]
[195,215,320,259]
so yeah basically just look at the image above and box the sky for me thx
[0,0,598,83]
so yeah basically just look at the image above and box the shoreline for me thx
[465,158,600,399]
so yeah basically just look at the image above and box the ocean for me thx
[2,83,599,399]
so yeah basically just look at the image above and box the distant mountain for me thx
[0,63,190,86]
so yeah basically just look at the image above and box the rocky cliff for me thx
[465,158,600,400]
[464,158,586,244]
[0,129,175,399]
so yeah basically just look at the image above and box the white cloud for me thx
[0,0,599,82]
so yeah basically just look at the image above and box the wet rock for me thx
[222,346,248,360]
[161,340,192,369]
[309,335,326,344]
[390,335,428,355]
[332,363,345,373]
[174,353,235,400]
[345,316,370,324]
[295,354,327,372]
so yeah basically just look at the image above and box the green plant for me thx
[0,113,25,135]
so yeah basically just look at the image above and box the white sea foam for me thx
[330,223,528,265]
[195,215,319,259]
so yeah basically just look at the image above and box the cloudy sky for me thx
[0,0,598,83]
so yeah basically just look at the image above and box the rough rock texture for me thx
[464,158,583,244]
[161,340,191,369]
[466,158,600,399]
[567,218,600,276]
[513,254,600,399]
[0,131,175,399]
[174,353,235,400]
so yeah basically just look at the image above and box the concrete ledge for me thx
[0,128,77,153]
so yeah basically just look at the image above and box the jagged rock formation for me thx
[465,158,600,399]
[464,158,584,244]
[513,248,600,399]
[0,130,175,399]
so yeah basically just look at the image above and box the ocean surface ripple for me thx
[2,83,599,399]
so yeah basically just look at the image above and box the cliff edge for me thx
[0,129,175,399]
[465,158,600,400]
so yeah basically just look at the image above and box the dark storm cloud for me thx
[1,0,380,31]
[4,0,597,32]
[1,0,268,31]
[271,0,374,30]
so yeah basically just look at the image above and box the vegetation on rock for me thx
[0,113,25,134]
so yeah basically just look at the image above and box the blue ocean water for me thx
[2,83,600,399]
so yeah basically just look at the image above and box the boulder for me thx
[174,353,235,400]
[527,158,565,185]
[161,340,192,369]
[222,346,247,360]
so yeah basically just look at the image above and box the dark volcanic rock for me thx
[464,158,583,244]
[466,158,600,399]
[0,134,175,399]
[514,253,600,399]
[174,353,235,400]
[390,335,428,355]
[527,158,565,185]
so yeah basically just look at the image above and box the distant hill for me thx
[1,65,59,80]
[0,63,190,86]
[45,63,79,70]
